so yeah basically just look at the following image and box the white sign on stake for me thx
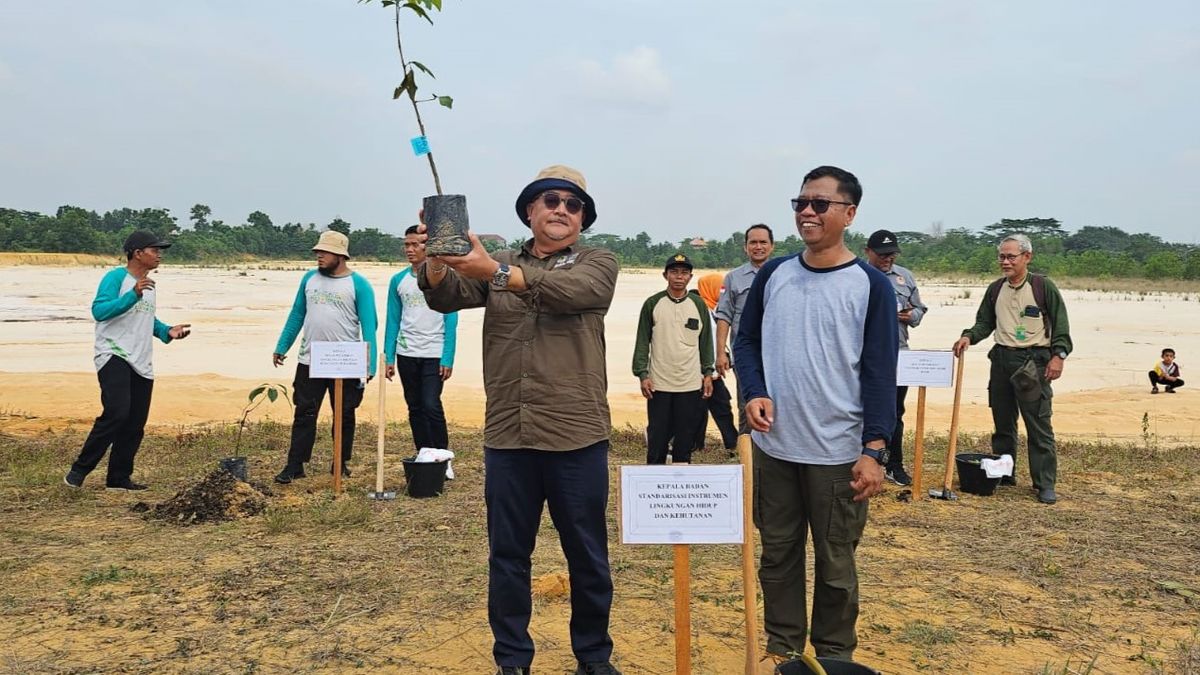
[897,349,955,388]
[620,465,744,545]
[309,341,369,379]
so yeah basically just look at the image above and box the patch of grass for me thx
[263,505,301,534]
[898,619,958,646]
[309,496,372,529]
[79,565,130,588]
[1040,655,1097,674]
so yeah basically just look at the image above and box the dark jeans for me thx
[735,378,749,434]
[988,346,1057,489]
[485,441,614,668]
[646,389,703,464]
[753,444,867,659]
[690,378,739,451]
[396,356,449,450]
[885,386,908,469]
[1149,372,1184,389]
[285,363,365,468]
[71,357,154,483]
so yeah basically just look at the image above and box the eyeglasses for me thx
[875,251,898,259]
[997,253,1025,262]
[539,192,585,215]
[791,198,854,214]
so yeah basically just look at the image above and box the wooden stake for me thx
[674,543,691,675]
[941,352,966,492]
[738,434,759,673]
[376,354,386,496]
[912,386,927,499]
[333,378,344,495]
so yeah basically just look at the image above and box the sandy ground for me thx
[1,261,1198,445]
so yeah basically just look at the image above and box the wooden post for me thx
[912,386,927,499]
[376,353,386,496]
[333,378,344,495]
[941,353,966,492]
[674,544,691,675]
[738,434,759,673]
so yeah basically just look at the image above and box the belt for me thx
[995,344,1049,351]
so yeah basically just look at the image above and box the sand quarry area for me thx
[1,256,1199,674]
[1,257,1198,445]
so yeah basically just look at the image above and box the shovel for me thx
[369,352,397,500]
[930,350,965,501]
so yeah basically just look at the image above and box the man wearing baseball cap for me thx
[416,165,622,675]
[64,230,191,491]
[632,253,715,464]
[864,229,927,487]
[271,230,378,484]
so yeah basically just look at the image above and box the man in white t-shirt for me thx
[64,230,191,491]
[385,225,458,452]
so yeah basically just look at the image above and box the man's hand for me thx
[385,364,396,381]
[168,324,191,340]
[702,375,713,399]
[952,336,971,357]
[640,378,655,400]
[133,277,155,297]
[850,455,885,502]
[272,352,286,367]
[1045,355,1064,381]
[746,397,773,433]
[440,366,453,381]
[429,230,499,282]
[716,351,730,378]
[898,308,913,325]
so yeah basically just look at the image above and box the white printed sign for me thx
[897,350,955,387]
[309,341,369,379]
[620,465,744,545]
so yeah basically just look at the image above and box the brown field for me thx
[1,260,1199,674]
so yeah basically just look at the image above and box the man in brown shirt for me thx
[418,165,621,675]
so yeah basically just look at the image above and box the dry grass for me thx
[0,422,1197,674]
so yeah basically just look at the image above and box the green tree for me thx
[1143,251,1184,279]
[190,204,212,232]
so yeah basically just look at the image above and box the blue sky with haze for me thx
[1,1,1197,244]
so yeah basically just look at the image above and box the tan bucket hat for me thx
[312,230,351,258]
[514,164,597,230]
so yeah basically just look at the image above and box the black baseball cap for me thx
[866,229,900,254]
[664,253,694,272]
[123,230,172,254]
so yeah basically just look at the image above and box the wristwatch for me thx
[862,447,890,466]
[491,262,511,289]
[1054,349,1068,360]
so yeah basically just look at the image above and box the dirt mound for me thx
[140,470,271,525]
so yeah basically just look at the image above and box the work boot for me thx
[575,662,621,675]
[1037,487,1058,504]
[274,465,304,484]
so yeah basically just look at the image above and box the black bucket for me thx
[955,452,1002,496]
[402,458,449,498]
[776,657,881,675]
[219,457,248,482]
[423,194,471,257]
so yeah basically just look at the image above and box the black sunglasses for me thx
[540,192,585,215]
[791,198,854,214]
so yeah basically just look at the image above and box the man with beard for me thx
[384,225,458,453]
[417,165,622,675]
[715,223,775,432]
[735,165,895,669]
[272,230,378,484]
[64,230,191,491]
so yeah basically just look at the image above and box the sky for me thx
[1,1,1198,244]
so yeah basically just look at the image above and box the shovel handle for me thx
[942,351,966,490]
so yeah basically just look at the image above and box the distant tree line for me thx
[2,206,1198,279]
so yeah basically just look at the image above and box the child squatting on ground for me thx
[1149,348,1184,394]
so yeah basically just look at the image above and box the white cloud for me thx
[573,46,671,110]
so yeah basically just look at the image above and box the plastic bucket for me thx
[219,457,248,482]
[402,458,448,498]
[775,657,881,675]
[955,452,1002,496]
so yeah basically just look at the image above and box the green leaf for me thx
[393,71,416,100]
[410,61,435,79]
[425,0,443,10]
[267,388,278,402]
[248,385,266,402]
[403,1,433,24]
[437,95,454,109]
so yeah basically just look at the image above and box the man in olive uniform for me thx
[952,233,1072,504]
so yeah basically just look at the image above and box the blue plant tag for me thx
[410,136,430,157]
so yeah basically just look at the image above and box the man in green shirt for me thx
[952,234,1072,504]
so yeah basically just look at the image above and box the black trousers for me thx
[690,378,739,451]
[396,355,449,450]
[885,386,908,469]
[485,441,613,668]
[646,389,703,464]
[285,363,365,468]
[1148,372,1185,389]
[71,357,154,482]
